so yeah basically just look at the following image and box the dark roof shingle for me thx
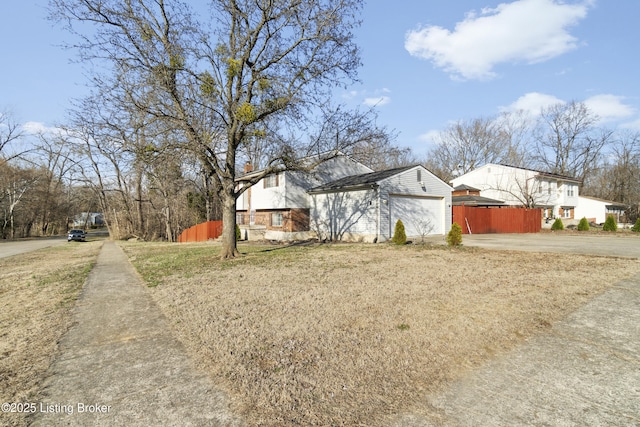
[309,165,415,192]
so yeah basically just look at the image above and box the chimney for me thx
[244,162,253,174]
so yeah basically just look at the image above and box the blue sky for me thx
[2,0,639,157]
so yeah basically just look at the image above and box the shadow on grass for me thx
[255,239,319,253]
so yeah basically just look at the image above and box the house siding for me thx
[310,189,378,242]
[379,166,452,239]
[574,196,624,224]
[237,155,374,212]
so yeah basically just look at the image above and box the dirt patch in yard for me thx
[0,242,102,427]
[122,242,640,426]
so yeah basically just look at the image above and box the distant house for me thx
[236,154,452,242]
[451,164,581,221]
[72,212,104,228]
[452,184,504,207]
[575,196,626,225]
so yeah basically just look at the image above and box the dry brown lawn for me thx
[121,241,640,426]
[0,241,102,427]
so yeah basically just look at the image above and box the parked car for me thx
[67,229,87,242]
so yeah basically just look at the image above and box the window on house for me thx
[563,208,572,219]
[264,173,279,188]
[417,169,422,182]
[566,185,574,197]
[271,212,283,227]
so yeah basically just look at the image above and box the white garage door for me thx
[389,195,444,237]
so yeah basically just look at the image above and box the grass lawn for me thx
[0,241,102,427]
[120,241,640,426]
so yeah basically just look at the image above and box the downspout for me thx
[374,184,380,243]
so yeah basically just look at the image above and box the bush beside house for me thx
[577,217,590,231]
[603,215,618,232]
[392,220,407,245]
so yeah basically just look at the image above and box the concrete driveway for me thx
[462,233,640,259]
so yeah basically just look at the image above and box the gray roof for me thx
[309,165,416,193]
[453,184,481,192]
[499,164,582,183]
[452,195,504,206]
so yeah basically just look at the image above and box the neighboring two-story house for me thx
[450,164,581,221]
[236,155,374,241]
[236,154,452,242]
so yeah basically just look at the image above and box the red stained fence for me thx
[453,206,541,234]
[177,220,223,243]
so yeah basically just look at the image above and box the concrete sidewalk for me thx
[395,271,640,426]
[31,241,243,426]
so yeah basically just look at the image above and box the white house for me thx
[308,165,453,242]
[72,212,104,228]
[236,155,452,242]
[575,196,626,225]
[450,164,581,221]
[236,154,374,240]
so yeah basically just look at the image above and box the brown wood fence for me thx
[452,206,541,234]
[177,220,223,242]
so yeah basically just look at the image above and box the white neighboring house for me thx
[450,164,581,221]
[575,196,626,225]
[236,154,374,241]
[236,155,453,242]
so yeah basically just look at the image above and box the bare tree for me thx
[533,101,612,185]
[50,0,383,258]
[412,217,435,243]
[585,130,640,222]
[425,116,519,182]
[0,164,39,238]
[0,110,25,163]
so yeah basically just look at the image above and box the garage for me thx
[389,195,445,237]
[309,165,453,242]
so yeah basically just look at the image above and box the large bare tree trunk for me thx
[220,185,239,259]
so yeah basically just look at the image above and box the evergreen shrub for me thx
[447,222,463,247]
[551,218,564,230]
[392,219,407,245]
[603,215,617,232]
[577,217,590,231]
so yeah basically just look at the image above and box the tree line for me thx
[2,0,638,245]
[4,94,638,242]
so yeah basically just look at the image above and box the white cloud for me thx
[502,92,636,123]
[418,130,441,143]
[22,121,50,134]
[22,121,64,136]
[405,0,591,80]
[342,90,359,101]
[583,94,635,122]
[363,96,391,107]
[502,92,565,116]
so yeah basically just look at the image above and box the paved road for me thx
[31,241,243,426]
[462,232,640,258]
[0,237,67,259]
